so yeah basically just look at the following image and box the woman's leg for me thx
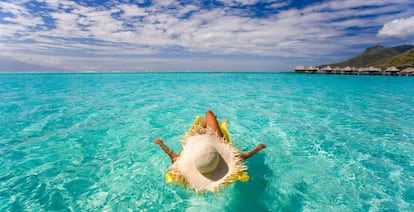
[205,110,223,138]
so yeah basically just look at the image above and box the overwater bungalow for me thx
[360,66,382,75]
[332,66,342,74]
[294,66,306,73]
[320,66,332,74]
[370,66,382,75]
[400,67,414,76]
[342,66,353,75]
[385,66,400,76]
[357,67,368,75]
[307,66,318,73]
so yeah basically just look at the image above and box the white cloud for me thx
[118,4,147,17]
[42,0,60,9]
[0,1,45,33]
[0,23,25,37]
[269,2,289,9]
[3,15,43,26]
[49,11,83,35]
[219,0,264,6]
[378,16,414,38]
[0,1,29,16]
[306,0,408,11]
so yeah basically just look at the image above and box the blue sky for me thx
[0,0,413,72]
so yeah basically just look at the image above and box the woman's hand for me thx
[257,143,266,150]
[154,139,164,145]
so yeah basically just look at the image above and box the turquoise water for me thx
[1,72,414,211]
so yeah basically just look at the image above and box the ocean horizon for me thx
[1,72,413,211]
[0,70,292,74]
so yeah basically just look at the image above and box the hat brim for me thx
[169,128,246,192]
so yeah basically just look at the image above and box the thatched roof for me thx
[401,67,414,73]
[385,66,400,72]
[332,66,340,70]
[358,67,367,72]
[321,66,332,71]
[367,66,382,72]
[294,66,306,71]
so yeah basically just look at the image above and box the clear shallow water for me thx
[1,72,414,211]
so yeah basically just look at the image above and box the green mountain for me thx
[320,44,414,69]
[371,48,414,70]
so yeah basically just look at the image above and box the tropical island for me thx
[294,45,414,76]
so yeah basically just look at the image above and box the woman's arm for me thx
[240,144,266,160]
[154,139,179,163]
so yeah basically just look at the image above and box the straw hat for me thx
[168,128,247,192]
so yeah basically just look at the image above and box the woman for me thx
[154,110,265,192]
